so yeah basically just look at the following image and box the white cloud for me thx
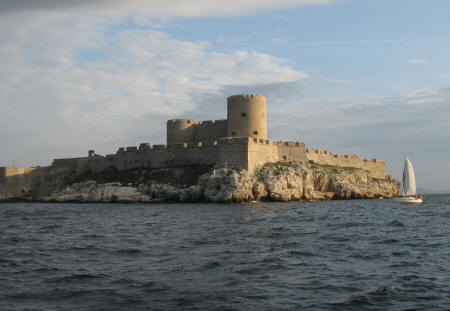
[291,39,402,47]
[0,0,334,17]
[266,87,450,189]
[406,58,431,65]
[0,15,308,167]
[325,78,351,84]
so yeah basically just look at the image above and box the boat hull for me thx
[396,196,423,204]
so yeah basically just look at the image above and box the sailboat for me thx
[396,156,423,204]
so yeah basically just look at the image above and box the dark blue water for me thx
[1,195,449,311]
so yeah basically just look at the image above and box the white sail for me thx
[402,156,417,196]
[398,182,405,196]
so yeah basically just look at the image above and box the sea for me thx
[1,195,449,311]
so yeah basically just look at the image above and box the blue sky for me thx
[0,0,449,190]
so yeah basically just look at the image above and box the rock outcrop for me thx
[30,162,399,203]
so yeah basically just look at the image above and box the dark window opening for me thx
[283,155,287,160]
[241,113,247,117]
[253,131,258,135]
[232,131,236,136]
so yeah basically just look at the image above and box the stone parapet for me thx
[306,148,386,179]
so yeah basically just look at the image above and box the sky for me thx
[0,0,449,191]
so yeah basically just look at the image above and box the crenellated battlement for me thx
[306,148,385,178]
[85,136,310,174]
[228,94,265,100]
[152,144,167,150]
[218,137,249,144]
[139,143,151,150]
[168,119,200,125]
[363,158,385,163]
[198,120,226,126]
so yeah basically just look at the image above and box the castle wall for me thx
[227,94,267,140]
[51,157,89,176]
[167,119,227,145]
[306,149,386,179]
[247,139,279,170]
[87,138,308,175]
[247,139,307,173]
[217,138,250,169]
[215,137,308,173]
[0,167,36,196]
[0,167,5,193]
[0,166,49,197]
[89,142,220,173]
[362,159,386,179]
[167,119,199,145]
[195,120,227,142]
[278,141,308,163]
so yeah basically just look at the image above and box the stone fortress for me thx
[0,94,386,197]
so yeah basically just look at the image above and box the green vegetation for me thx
[73,164,214,187]
[263,161,297,175]
[224,167,242,175]
[264,161,297,168]
[310,163,361,173]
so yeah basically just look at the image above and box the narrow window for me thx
[283,155,287,160]
[232,131,236,136]
[253,131,258,135]
[241,113,247,117]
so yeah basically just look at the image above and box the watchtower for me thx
[167,119,199,145]
[226,94,267,139]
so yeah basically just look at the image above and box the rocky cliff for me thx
[3,162,398,203]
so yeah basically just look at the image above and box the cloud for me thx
[325,78,351,84]
[406,58,431,65]
[0,0,333,16]
[291,40,402,47]
[266,87,450,189]
[0,16,308,166]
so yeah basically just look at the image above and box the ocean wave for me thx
[329,285,397,307]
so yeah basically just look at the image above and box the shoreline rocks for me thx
[5,163,399,203]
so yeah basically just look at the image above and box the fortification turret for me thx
[226,94,267,139]
[167,119,199,145]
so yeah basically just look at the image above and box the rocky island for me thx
[0,94,398,203]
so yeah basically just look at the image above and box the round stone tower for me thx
[226,94,267,139]
[166,119,199,145]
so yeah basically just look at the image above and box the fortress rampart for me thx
[0,94,387,198]
[306,149,386,179]
[0,167,37,196]
[87,137,307,174]
[167,119,227,145]
[0,166,50,197]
